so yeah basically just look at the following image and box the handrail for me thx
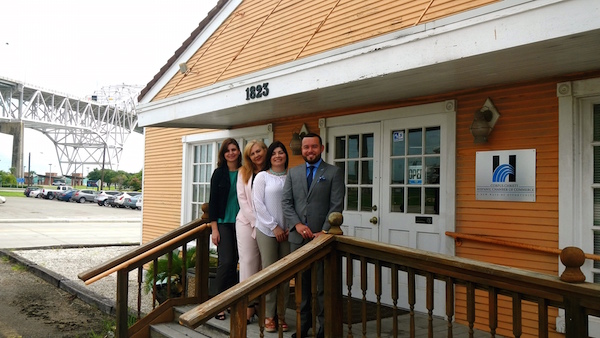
[335,236,600,301]
[84,223,210,285]
[446,231,600,261]
[78,216,208,283]
[178,234,336,328]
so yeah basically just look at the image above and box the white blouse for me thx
[253,171,288,237]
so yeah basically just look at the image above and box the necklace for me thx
[269,168,286,176]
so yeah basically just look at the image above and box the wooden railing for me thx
[176,232,600,337]
[78,204,213,338]
[80,207,600,337]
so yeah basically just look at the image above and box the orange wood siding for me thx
[453,82,560,337]
[141,127,199,244]
[153,0,500,101]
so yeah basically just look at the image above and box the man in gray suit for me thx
[282,133,345,338]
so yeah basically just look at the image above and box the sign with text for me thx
[475,149,536,202]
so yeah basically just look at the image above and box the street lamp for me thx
[49,163,52,185]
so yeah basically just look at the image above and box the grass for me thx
[1,191,25,197]
[11,263,27,272]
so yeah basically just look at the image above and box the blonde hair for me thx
[240,140,267,184]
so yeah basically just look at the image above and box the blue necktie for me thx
[307,166,315,188]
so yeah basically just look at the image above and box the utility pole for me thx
[28,152,31,186]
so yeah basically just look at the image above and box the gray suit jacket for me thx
[282,160,345,245]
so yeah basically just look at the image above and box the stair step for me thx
[150,322,210,338]
[173,304,198,323]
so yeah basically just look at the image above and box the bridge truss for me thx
[0,76,142,177]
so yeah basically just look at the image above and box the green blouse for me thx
[218,170,240,223]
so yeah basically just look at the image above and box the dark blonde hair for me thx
[217,138,241,168]
[240,140,267,184]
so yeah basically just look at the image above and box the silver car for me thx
[71,189,98,203]
[95,191,121,206]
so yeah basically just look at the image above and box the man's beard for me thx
[302,153,321,164]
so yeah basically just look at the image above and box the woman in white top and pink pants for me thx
[236,139,267,323]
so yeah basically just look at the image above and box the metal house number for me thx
[245,82,269,100]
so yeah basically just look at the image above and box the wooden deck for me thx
[190,307,497,338]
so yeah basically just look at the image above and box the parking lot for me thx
[0,191,141,221]
[0,193,141,248]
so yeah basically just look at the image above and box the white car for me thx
[29,189,43,198]
[114,192,141,207]
[0,195,5,204]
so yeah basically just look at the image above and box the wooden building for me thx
[136,0,600,336]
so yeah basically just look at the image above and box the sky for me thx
[0,0,219,175]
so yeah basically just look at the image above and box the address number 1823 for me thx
[245,83,269,100]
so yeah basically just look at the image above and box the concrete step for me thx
[150,322,210,338]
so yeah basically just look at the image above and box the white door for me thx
[328,123,380,242]
[380,113,452,315]
[327,109,455,316]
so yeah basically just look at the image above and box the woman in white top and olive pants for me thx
[253,141,291,332]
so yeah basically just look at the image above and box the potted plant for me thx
[144,247,197,304]
[186,248,219,298]
[144,247,218,303]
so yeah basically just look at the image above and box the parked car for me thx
[136,196,143,210]
[95,191,121,206]
[41,185,74,200]
[29,188,43,198]
[0,195,5,204]
[71,189,98,203]
[24,186,42,197]
[113,192,141,208]
[57,190,76,202]
[123,195,141,209]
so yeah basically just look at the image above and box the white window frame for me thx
[180,124,273,225]
[557,78,600,334]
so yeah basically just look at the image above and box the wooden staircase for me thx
[150,304,228,338]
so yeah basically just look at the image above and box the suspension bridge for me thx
[0,76,142,180]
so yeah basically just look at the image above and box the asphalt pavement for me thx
[0,193,141,249]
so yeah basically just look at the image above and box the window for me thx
[190,143,214,220]
[181,125,273,224]
[592,104,600,283]
[389,126,440,214]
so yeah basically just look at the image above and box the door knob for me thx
[369,217,378,225]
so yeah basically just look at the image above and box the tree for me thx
[103,170,117,189]
[0,170,17,186]
[128,176,141,191]
[87,168,102,181]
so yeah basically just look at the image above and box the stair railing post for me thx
[196,203,210,302]
[116,269,129,338]
[324,212,344,337]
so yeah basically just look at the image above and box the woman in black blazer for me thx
[209,138,242,320]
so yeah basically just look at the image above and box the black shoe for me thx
[291,331,310,338]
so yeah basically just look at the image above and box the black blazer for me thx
[208,166,232,223]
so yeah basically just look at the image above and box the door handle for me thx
[369,217,378,225]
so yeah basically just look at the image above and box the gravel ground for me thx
[13,245,156,315]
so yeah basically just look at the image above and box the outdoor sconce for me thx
[470,98,500,144]
[290,123,309,155]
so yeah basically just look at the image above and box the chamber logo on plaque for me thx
[476,149,535,202]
